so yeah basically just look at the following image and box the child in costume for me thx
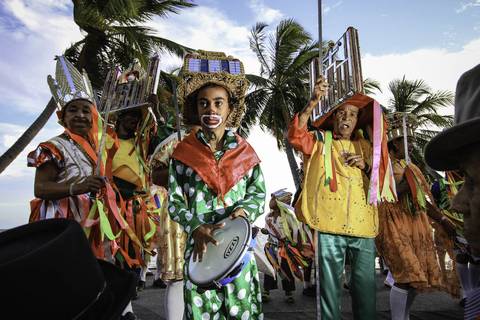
[288,78,396,319]
[375,112,457,320]
[168,50,266,320]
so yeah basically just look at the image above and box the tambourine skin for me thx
[187,216,252,289]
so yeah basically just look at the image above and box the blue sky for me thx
[1,0,480,229]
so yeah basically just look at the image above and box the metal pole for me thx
[316,2,323,319]
[171,79,182,141]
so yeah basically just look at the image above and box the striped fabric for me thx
[465,287,480,320]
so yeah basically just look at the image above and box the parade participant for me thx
[150,131,188,320]
[168,50,266,319]
[375,112,457,320]
[263,189,314,304]
[432,171,475,307]
[101,58,161,320]
[425,64,480,320]
[288,77,396,319]
[28,56,117,259]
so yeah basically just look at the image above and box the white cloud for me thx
[323,0,343,14]
[248,0,284,24]
[0,0,82,114]
[149,6,261,75]
[362,37,480,111]
[456,0,480,13]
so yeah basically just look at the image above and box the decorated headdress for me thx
[47,56,96,122]
[178,50,248,128]
[387,112,418,165]
[387,112,417,142]
[98,54,161,119]
[308,27,396,205]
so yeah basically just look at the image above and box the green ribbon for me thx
[144,218,157,242]
[96,199,120,242]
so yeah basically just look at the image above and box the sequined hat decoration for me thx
[178,50,248,128]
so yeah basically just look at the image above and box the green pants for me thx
[318,233,376,320]
[184,258,263,319]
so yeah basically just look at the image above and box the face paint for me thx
[200,114,223,129]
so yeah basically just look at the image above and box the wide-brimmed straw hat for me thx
[425,64,480,171]
[178,50,249,128]
[313,93,375,133]
[0,219,137,320]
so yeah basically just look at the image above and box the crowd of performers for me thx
[23,48,480,320]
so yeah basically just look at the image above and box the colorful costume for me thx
[150,132,187,282]
[376,112,458,320]
[288,93,395,319]
[100,57,162,268]
[263,189,314,302]
[28,56,120,259]
[168,51,265,320]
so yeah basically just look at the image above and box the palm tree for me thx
[0,0,193,174]
[240,19,319,188]
[364,78,382,95]
[386,76,454,170]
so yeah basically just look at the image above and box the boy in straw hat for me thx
[376,112,457,320]
[425,64,480,320]
[168,50,266,319]
[288,77,396,319]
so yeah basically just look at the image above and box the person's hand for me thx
[345,154,365,170]
[230,208,247,220]
[310,77,329,104]
[73,176,105,195]
[192,222,225,262]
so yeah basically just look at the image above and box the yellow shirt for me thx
[109,137,146,190]
[301,138,378,238]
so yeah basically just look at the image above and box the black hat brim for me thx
[425,117,480,171]
[81,260,137,320]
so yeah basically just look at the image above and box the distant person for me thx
[425,64,480,320]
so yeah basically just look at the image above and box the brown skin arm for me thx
[34,161,105,200]
[426,201,457,237]
[151,166,169,188]
[298,77,328,128]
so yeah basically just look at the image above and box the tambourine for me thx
[187,216,256,290]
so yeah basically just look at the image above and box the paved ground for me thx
[132,270,464,319]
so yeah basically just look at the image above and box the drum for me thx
[187,216,255,290]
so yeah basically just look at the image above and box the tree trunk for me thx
[284,138,301,189]
[0,97,57,174]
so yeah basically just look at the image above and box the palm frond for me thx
[249,22,272,77]
[363,78,382,95]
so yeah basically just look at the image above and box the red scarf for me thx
[172,132,261,198]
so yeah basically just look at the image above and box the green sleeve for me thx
[232,164,266,223]
[167,159,203,236]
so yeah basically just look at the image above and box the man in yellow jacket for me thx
[288,79,395,319]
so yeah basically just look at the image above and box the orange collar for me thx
[172,132,260,198]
